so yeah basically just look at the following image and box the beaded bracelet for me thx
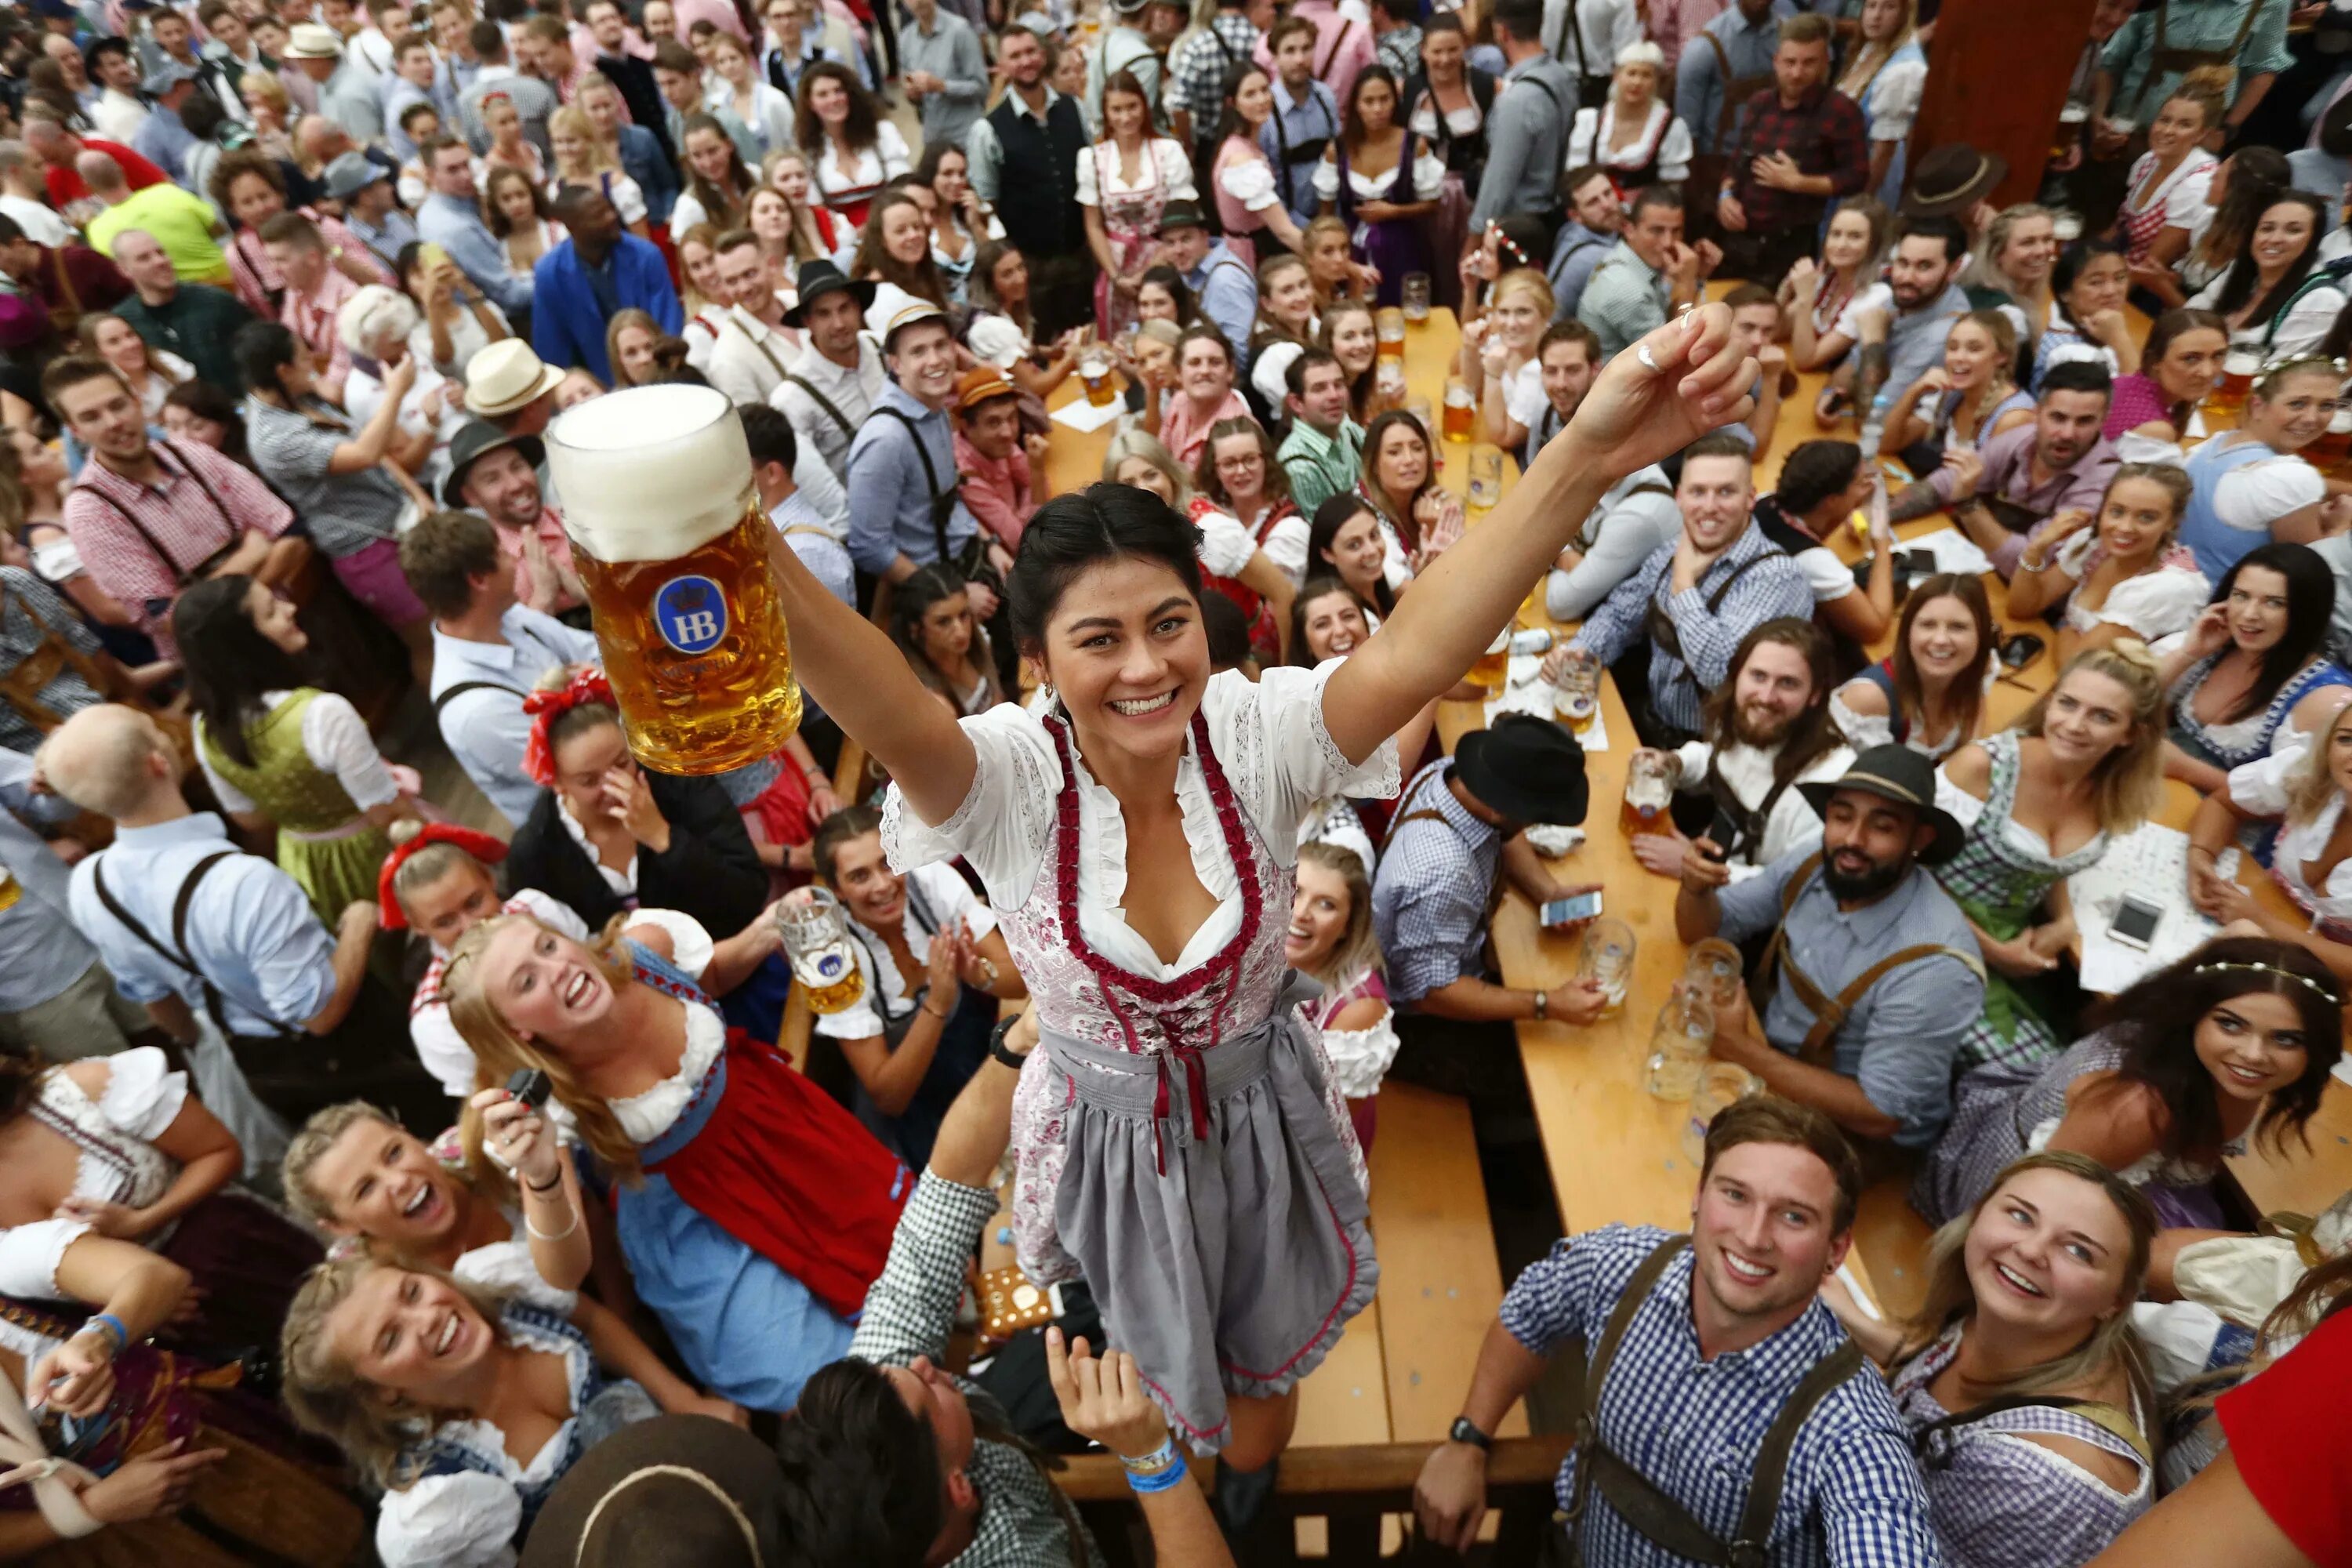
[78,1313,128,1356]
[1127,1454,1189,1495]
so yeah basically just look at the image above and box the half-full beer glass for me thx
[548,385,800,775]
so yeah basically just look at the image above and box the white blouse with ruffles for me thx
[1075,136,1200,205]
[1565,100,1693,181]
[1309,143,1449,205]
[0,1051,185,1308]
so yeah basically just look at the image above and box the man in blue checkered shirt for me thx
[1414,1098,1941,1566]
[1167,0,1268,158]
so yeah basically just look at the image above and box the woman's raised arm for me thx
[1322,305,1758,764]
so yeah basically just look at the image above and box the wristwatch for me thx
[1531,988,1549,1022]
[988,1015,1028,1071]
[1449,1416,1493,1451]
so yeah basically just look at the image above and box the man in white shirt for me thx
[742,404,853,604]
[399,508,600,828]
[349,0,411,77]
[86,37,151,143]
[771,259,882,485]
[1632,618,1853,882]
[0,141,73,246]
[705,229,799,407]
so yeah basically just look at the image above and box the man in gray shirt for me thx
[898,0,985,149]
[1468,0,1575,238]
[1675,746,1986,1150]
[1675,0,1791,156]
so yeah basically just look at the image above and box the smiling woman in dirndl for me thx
[762,303,1762,1492]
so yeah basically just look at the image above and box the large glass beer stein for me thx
[547,385,800,774]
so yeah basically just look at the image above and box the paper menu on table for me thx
[1048,397,1124,434]
[1899,527,1996,579]
[2068,823,2232,995]
[1484,653,1608,750]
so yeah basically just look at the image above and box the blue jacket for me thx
[530,234,683,383]
[617,123,681,227]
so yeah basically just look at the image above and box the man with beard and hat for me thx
[1630,618,1853,886]
[1889,359,2120,579]
[1674,745,1987,1150]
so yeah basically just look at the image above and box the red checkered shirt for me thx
[1728,83,1869,237]
[281,265,361,405]
[62,438,296,656]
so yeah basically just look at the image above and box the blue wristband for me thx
[1126,1454,1188,1495]
[80,1314,127,1355]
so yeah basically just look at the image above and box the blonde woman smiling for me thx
[2007,463,2211,661]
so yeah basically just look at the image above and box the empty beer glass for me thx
[775,887,866,1014]
[1642,982,1715,1102]
[1401,272,1431,324]
[1683,938,1744,1014]
[1684,1062,1762,1163]
[1577,917,1635,1019]
[548,385,800,775]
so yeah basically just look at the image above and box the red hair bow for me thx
[376,825,511,931]
[520,667,617,789]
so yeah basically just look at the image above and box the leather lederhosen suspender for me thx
[89,849,279,1045]
[1571,480,1671,554]
[1563,1236,1868,1568]
[1700,757,1798,867]
[1756,852,1986,1065]
[0,586,113,733]
[432,678,528,719]
[1644,550,1777,666]
[1383,766,1509,929]
[871,406,964,566]
[2140,0,2267,117]
[75,441,248,590]
[1700,32,1777,150]
[783,372,857,443]
[1910,1391,2153,1472]
[1269,85,1336,214]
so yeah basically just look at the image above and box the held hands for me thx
[1555,305,1760,488]
[1984,929,2059,978]
[1045,1327,1170,1461]
[74,1439,227,1525]
[470,1084,563,1191]
[924,916,968,1003]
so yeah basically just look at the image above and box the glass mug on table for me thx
[546,384,800,775]
[774,887,866,1014]
[1376,306,1406,361]
[1467,626,1511,693]
[1684,1062,1762,1163]
[1577,916,1636,1019]
[1079,343,1116,408]
[1467,443,1504,514]
[1551,648,1599,735]
[1442,373,1476,442]
[1621,749,1675,836]
[1682,938,1744,1016]
[2209,348,2259,419]
[1642,981,1715,1102]
[1401,271,1431,324]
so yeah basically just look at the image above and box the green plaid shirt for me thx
[1278,416,1366,516]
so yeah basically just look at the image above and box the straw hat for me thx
[463,339,565,417]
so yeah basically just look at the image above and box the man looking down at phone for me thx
[1675,746,1986,1149]
[1371,713,1604,1105]
[1631,618,1853,888]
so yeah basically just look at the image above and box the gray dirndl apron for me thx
[1038,971,1376,1450]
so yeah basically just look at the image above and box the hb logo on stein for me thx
[655,575,729,655]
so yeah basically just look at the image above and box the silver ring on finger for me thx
[1635,343,1661,372]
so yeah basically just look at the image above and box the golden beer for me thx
[550,386,800,775]
[1376,307,1406,361]
[800,955,868,1015]
[2209,349,2259,421]
[1080,350,1115,407]
[1468,629,1510,692]
[773,886,866,1014]
[1443,376,1476,441]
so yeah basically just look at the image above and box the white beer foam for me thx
[546,384,755,564]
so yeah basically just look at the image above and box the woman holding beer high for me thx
[760,303,1760,1503]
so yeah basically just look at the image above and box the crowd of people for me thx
[0,0,2350,1561]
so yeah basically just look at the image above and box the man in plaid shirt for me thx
[1715,13,1866,286]
[1415,1098,1940,1566]
[47,355,306,659]
[775,1036,1102,1566]
[1167,0,1266,158]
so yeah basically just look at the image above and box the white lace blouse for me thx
[881,662,1401,982]
[1308,143,1448,205]
[2227,746,2352,927]
[0,1051,186,1308]
[1564,101,1693,181]
[608,982,727,1145]
[2053,534,2212,647]
[1075,136,1199,205]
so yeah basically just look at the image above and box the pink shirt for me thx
[669,0,750,42]
[1647,0,1727,75]
[953,430,1036,550]
[496,506,584,613]
[1160,389,1249,471]
[1251,0,1373,118]
[281,265,360,405]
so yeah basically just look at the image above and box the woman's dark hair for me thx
[911,136,967,191]
[1306,490,1392,615]
[1341,64,1403,152]
[1359,408,1436,553]
[481,163,550,238]
[2142,308,2230,420]
[1288,572,1374,667]
[677,113,753,230]
[1770,438,1864,519]
[775,1360,946,1563]
[208,145,285,224]
[1006,485,1207,655]
[230,320,300,394]
[2082,935,2343,1160]
[0,1040,45,1123]
[162,379,250,461]
[1201,586,1252,670]
[794,60,880,157]
[171,574,310,769]
[810,802,886,885]
[2050,236,2126,335]
[849,189,948,308]
[2209,191,2328,326]
[2198,144,2290,274]
[888,560,996,706]
[1138,263,1196,325]
[1098,67,1149,124]
[2206,541,2339,723]
[1210,60,1269,147]
[1889,571,1993,743]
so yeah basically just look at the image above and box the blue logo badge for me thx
[816,952,846,980]
[654,575,728,655]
